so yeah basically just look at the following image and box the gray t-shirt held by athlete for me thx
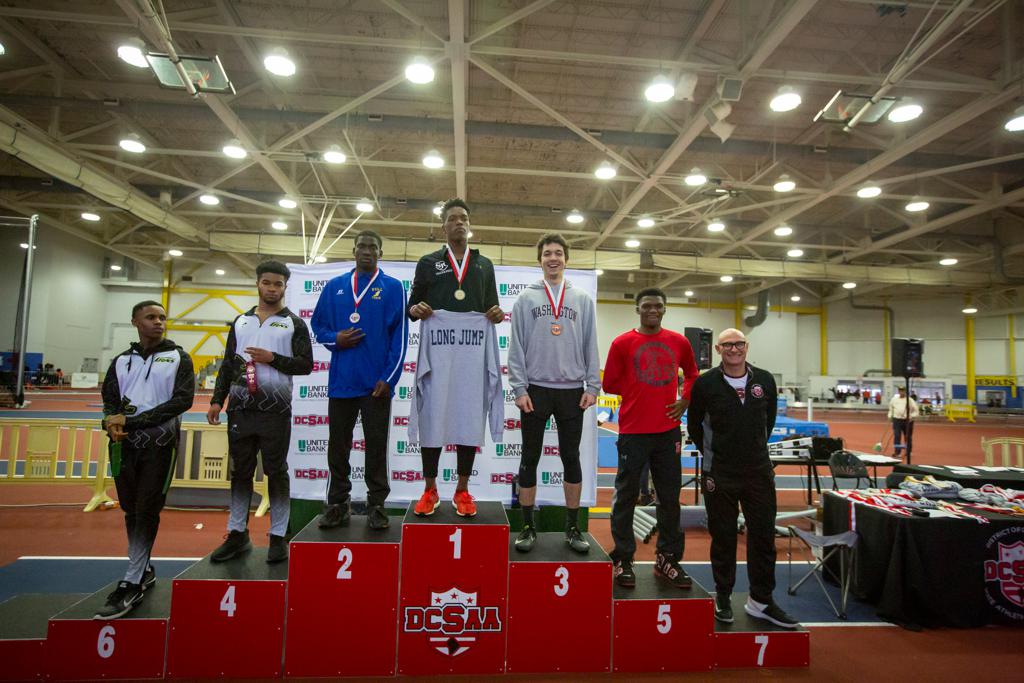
[507,279,601,399]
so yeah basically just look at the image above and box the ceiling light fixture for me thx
[263,48,296,77]
[278,197,298,209]
[842,282,857,290]
[684,168,707,186]
[637,216,655,228]
[773,174,796,192]
[707,219,725,232]
[857,184,882,198]
[787,248,804,258]
[19,243,36,249]
[773,225,793,237]
[595,269,604,276]
[199,194,220,206]
[222,139,247,159]
[1005,106,1024,132]
[314,255,327,263]
[167,249,183,257]
[405,56,435,84]
[684,290,695,297]
[790,294,801,302]
[109,264,122,271]
[118,133,146,153]
[566,209,585,224]
[720,275,734,283]
[962,307,978,314]
[116,38,148,68]
[271,220,288,230]
[0,41,6,56]
[888,99,923,123]
[905,198,930,212]
[644,74,675,103]
[769,85,801,112]
[422,150,444,169]
[594,161,617,180]
[215,268,226,276]
[81,212,100,222]
[432,205,443,217]
[625,239,640,248]
[323,144,347,164]
[355,200,374,213]
[939,257,958,266]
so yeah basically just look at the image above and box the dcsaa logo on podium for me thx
[402,587,502,657]
[983,526,1024,621]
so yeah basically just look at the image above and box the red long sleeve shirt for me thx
[602,328,699,435]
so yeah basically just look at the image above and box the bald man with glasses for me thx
[687,328,798,630]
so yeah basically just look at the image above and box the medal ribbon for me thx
[350,268,380,312]
[543,279,566,320]
[445,245,471,289]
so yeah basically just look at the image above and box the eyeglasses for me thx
[719,341,747,350]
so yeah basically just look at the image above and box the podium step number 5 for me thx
[657,604,672,634]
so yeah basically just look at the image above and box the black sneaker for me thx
[367,504,390,530]
[267,534,288,563]
[514,525,537,553]
[94,581,143,620]
[142,565,156,591]
[744,599,800,629]
[714,593,734,623]
[211,529,252,562]
[637,492,655,507]
[566,526,590,554]
[654,552,692,589]
[614,559,636,588]
[318,504,350,529]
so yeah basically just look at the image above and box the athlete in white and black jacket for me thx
[208,261,313,564]
[687,328,799,630]
[98,300,195,619]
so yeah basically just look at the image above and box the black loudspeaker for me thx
[811,436,844,463]
[891,338,925,377]
[684,327,714,370]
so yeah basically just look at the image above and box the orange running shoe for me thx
[453,489,477,517]
[414,488,440,516]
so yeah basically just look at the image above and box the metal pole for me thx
[14,214,37,407]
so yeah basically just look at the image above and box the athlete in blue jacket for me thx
[311,230,407,529]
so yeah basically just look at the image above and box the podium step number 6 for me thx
[449,528,462,559]
[657,604,671,634]
[220,585,237,617]
[97,625,115,659]
[337,548,353,579]
[755,634,769,666]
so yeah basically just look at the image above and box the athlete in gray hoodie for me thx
[508,233,601,553]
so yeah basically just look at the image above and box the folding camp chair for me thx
[787,526,858,619]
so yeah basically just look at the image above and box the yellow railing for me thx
[596,395,621,409]
[944,403,977,423]
[981,436,1024,468]
[0,418,268,515]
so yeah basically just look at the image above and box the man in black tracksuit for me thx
[687,327,798,629]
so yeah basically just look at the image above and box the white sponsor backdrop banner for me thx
[286,260,598,506]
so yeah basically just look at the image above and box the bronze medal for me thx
[550,322,562,336]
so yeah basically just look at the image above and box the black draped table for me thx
[822,491,1024,628]
[885,464,1024,490]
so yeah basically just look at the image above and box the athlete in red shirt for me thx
[603,288,699,589]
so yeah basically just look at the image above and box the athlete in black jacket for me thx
[687,328,798,629]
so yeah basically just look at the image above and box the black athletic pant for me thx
[610,428,683,562]
[518,385,585,487]
[892,419,914,456]
[115,439,176,585]
[227,410,291,537]
[327,395,391,507]
[421,445,475,479]
[703,466,777,604]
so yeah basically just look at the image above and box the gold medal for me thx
[454,288,466,301]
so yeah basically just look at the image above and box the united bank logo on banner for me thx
[498,336,509,350]
[499,283,528,297]
[984,527,1024,620]
[403,587,502,657]
[396,440,421,455]
[503,389,516,404]
[303,279,330,295]
[297,439,328,454]
[402,279,412,293]
[408,331,420,348]
[298,385,329,399]
[540,470,564,487]
[397,386,411,400]
[441,468,478,482]
[494,443,521,458]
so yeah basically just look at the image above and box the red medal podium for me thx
[714,593,810,669]
[47,581,172,681]
[506,532,612,674]
[612,569,715,673]
[0,594,83,681]
[166,548,288,679]
[397,500,509,676]
[284,514,402,678]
